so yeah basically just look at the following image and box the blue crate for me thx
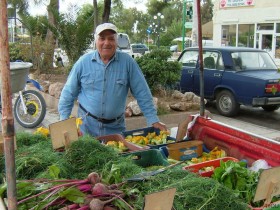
[122,127,176,149]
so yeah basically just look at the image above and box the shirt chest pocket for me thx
[81,76,95,91]
[116,79,127,86]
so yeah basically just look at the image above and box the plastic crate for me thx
[122,149,169,168]
[122,127,176,149]
[96,134,147,153]
[182,157,239,177]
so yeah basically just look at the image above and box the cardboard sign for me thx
[143,188,176,210]
[253,166,280,205]
[49,118,78,149]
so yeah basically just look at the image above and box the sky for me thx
[29,0,147,16]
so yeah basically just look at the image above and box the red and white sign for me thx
[220,0,254,8]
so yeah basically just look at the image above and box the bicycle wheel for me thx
[14,90,47,128]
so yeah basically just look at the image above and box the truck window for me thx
[179,51,198,67]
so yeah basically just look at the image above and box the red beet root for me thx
[87,172,101,185]
[91,183,109,196]
[89,198,115,210]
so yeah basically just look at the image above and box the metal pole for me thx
[196,0,205,117]
[182,0,186,51]
[0,0,17,209]
[192,0,198,47]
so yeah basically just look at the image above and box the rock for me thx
[127,97,158,116]
[40,81,51,93]
[48,82,65,99]
[169,102,193,111]
[182,92,195,101]
[172,90,184,99]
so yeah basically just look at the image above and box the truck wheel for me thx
[216,90,240,117]
[262,105,280,112]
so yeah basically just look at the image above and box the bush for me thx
[9,43,24,61]
[135,48,182,93]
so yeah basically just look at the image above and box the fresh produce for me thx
[5,171,130,209]
[212,159,262,207]
[125,130,173,146]
[1,131,274,209]
[190,146,226,163]
[105,141,128,152]
[34,126,50,137]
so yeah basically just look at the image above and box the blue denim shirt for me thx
[58,50,159,135]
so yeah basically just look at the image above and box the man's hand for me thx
[152,122,167,131]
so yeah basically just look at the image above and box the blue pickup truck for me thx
[177,47,280,116]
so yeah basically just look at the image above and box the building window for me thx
[257,23,273,31]
[238,24,254,47]
[221,25,236,46]
[277,23,280,33]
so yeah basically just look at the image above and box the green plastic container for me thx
[123,149,169,168]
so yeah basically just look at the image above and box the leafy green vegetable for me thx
[212,160,260,206]
[58,187,85,203]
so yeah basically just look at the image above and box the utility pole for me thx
[182,0,187,51]
[191,0,198,47]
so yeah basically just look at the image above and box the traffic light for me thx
[187,6,193,19]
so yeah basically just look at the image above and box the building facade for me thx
[212,0,280,65]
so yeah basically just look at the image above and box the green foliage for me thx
[54,8,94,64]
[135,48,182,93]
[9,42,24,61]
[201,0,214,24]
[212,160,262,207]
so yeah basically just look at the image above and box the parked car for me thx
[170,45,178,52]
[131,43,149,55]
[177,47,280,116]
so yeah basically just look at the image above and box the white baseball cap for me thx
[95,23,118,35]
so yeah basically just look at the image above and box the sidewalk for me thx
[40,92,280,141]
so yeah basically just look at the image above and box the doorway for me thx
[256,32,274,57]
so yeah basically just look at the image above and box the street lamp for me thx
[153,12,164,48]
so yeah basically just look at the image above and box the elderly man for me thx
[58,22,167,137]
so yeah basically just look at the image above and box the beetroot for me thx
[87,172,101,185]
[91,183,109,196]
[104,206,117,210]
[77,184,93,193]
[89,198,115,210]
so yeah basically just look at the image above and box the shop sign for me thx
[185,22,193,29]
[220,0,254,8]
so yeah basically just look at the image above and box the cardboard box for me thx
[167,140,203,161]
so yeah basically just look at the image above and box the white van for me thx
[117,33,132,54]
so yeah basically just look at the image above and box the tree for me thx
[135,49,182,92]
[54,4,94,64]
[201,0,213,24]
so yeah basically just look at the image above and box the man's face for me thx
[96,30,117,59]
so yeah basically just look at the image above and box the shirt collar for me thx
[91,50,119,63]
